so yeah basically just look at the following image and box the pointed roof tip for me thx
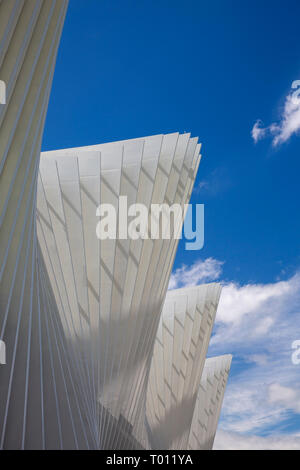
[167,281,222,295]
[205,354,233,365]
[41,131,201,156]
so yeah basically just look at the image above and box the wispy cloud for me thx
[269,383,300,414]
[251,81,300,147]
[168,257,223,289]
[214,429,300,450]
[251,119,267,143]
[194,167,232,197]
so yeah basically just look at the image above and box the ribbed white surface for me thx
[145,284,222,449]
[0,0,87,450]
[188,355,232,450]
[37,133,201,449]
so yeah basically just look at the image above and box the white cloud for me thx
[269,383,300,414]
[194,181,209,193]
[251,81,300,147]
[216,277,296,323]
[251,120,267,143]
[194,167,231,197]
[214,429,300,450]
[169,257,300,446]
[209,272,300,441]
[272,92,300,146]
[253,316,275,336]
[247,354,269,366]
[168,257,223,289]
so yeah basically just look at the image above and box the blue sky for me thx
[42,0,300,449]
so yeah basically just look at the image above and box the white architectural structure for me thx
[188,355,232,450]
[37,133,201,449]
[0,0,74,449]
[145,284,224,450]
[0,1,231,450]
